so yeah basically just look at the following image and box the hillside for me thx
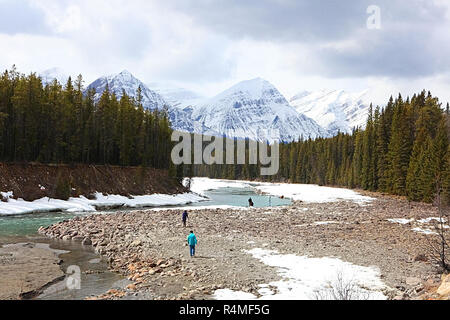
[0,163,186,202]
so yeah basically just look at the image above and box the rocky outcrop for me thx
[420,274,450,300]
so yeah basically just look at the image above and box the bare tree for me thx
[313,270,371,300]
[425,180,450,271]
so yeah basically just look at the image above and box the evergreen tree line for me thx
[0,67,173,169]
[189,91,450,205]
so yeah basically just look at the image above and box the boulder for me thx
[414,254,428,262]
[437,275,450,297]
[72,236,85,242]
[82,237,92,246]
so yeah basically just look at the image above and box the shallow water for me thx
[37,239,124,300]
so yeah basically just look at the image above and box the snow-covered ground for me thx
[186,178,375,204]
[185,178,254,196]
[387,217,449,235]
[0,192,206,216]
[214,248,387,300]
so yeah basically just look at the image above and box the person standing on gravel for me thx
[182,210,189,227]
[187,231,198,257]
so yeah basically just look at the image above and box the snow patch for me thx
[314,221,339,226]
[387,218,414,225]
[412,227,438,235]
[213,249,387,300]
[0,192,206,216]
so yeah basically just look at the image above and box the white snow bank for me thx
[214,248,387,300]
[184,177,252,196]
[253,183,374,204]
[186,178,375,204]
[0,192,207,216]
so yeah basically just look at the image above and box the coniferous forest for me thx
[192,91,450,205]
[0,67,173,169]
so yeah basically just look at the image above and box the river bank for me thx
[39,189,446,300]
[0,242,66,299]
[0,163,186,202]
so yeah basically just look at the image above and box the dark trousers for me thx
[190,245,196,257]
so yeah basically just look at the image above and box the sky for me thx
[1,0,450,105]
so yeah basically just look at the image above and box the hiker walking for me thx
[182,210,189,227]
[187,231,198,257]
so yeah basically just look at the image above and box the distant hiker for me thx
[187,231,198,257]
[182,210,189,227]
[248,198,254,207]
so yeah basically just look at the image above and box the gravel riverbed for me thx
[39,193,444,300]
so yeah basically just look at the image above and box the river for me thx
[0,186,291,300]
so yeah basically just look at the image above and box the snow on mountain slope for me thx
[43,69,334,142]
[148,82,204,109]
[86,70,168,110]
[39,68,70,86]
[290,89,370,135]
[190,78,331,142]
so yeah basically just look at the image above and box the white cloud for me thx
[0,0,449,105]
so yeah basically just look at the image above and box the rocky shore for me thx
[39,193,448,300]
[0,243,66,300]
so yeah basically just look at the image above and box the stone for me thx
[82,237,92,246]
[156,259,165,266]
[406,277,421,286]
[72,236,84,242]
[414,254,428,262]
[126,284,137,291]
[131,240,142,247]
[437,275,450,297]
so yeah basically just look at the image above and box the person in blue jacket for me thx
[187,231,198,257]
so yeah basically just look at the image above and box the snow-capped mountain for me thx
[189,78,330,142]
[45,68,335,142]
[39,67,70,86]
[290,89,370,135]
[86,70,168,110]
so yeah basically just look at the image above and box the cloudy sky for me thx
[1,0,450,105]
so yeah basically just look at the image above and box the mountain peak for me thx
[39,67,70,86]
[118,69,134,77]
[290,89,370,135]
[86,71,167,111]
